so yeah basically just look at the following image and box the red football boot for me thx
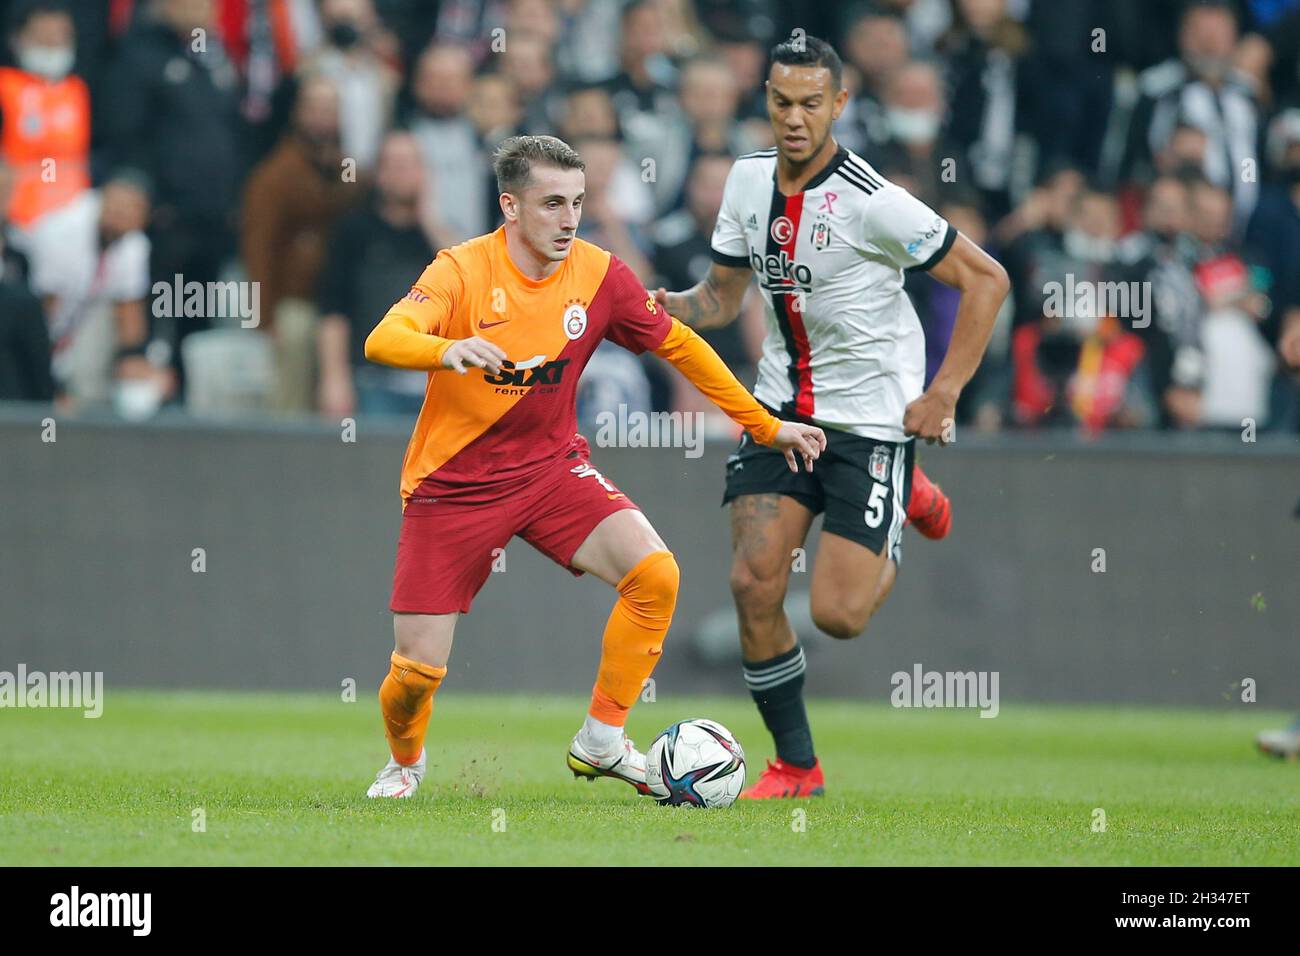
[738,758,825,799]
[906,463,951,540]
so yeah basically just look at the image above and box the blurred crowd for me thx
[1,0,1299,435]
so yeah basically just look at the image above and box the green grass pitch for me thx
[1,691,1296,866]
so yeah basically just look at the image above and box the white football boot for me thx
[567,733,651,795]
[366,749,426,798]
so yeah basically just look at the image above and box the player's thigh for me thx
[570,508,668,586]
[818,435,911,566]
[722,430,821,600]
[392,612,458,668]
[809,531,891,638]
[812,437,912,636]
[518,448,662,588]
[727,494,817,609]
[390,497,512,618]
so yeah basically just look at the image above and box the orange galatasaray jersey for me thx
[380,226,673,504]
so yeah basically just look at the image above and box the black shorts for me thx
[722,417,914,561]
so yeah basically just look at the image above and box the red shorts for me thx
[390,438,640,614]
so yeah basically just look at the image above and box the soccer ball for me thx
[645,718,746,808]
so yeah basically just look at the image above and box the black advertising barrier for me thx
[1,405,1297,707]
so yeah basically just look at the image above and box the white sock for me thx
[579,715,624,755]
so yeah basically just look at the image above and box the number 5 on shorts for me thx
[864,482,888,528]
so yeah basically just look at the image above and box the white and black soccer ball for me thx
[645,718,746,808]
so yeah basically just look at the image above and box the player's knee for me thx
[622,550,679,614]
[729,561,786,614]
[812,603,872,641]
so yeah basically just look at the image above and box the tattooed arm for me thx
[654,261,752,330]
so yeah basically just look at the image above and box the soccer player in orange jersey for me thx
[361,135,825,798]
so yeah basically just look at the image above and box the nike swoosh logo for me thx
[479,319,509,329]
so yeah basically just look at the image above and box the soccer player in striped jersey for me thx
[362,134,824,799]
[655,37,1009,798]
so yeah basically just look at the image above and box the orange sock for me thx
[589,550,679,726]
[379,651,446,765]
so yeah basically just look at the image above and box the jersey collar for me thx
[772,144,850,196]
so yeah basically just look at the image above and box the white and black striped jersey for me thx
[710,145,955,442]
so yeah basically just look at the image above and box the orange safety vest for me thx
[0,66,91,226]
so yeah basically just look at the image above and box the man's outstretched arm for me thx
[652,317,825,472]
[654,261,752,330]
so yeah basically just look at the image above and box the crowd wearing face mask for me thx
[0,0,1298,436]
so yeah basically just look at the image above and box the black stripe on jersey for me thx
[843,157,883,190]
[765,185,802,408]
[767,147,850,193]
[906,222,959,272]
[836,164,881,196]
[711,248,751,268]
[800,146,849,191]
[737,148,777,161]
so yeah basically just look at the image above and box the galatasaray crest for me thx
[563,301,588,340]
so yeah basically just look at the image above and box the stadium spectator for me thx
[466,71,524,230]
[297,0,398,172]
[0,158,29,283]
[1018,0,1115,176]
[604,0,681,209]
[558,84,621,142]
[1118,175,1204,429]
[1186,180,1277,428]
[505,0,561,50]
[1116,0,1261,226]
[468,70,523,143]
[0,156,51,402]
[0,1,90,236]
[102,0,244,374]
[316,130,440,418]
[572,135,654,275]
[0,0,1291,433]
[835,8,910,155]
[498,30,559,134]
[712,29,769,126]
[405,42,486,243]
[652,151,761,396]
[1249,108,1300,428]
[220,0,308,162]
[25,172,170,413]
[241,72,361,412]
[938,0,1027,221]
[659,56,762,210]
[872,60,952,209]
[1010,186,1151,431]
[553,0,624,83]
[1247,109,1300,305]
[657,0,712,59]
